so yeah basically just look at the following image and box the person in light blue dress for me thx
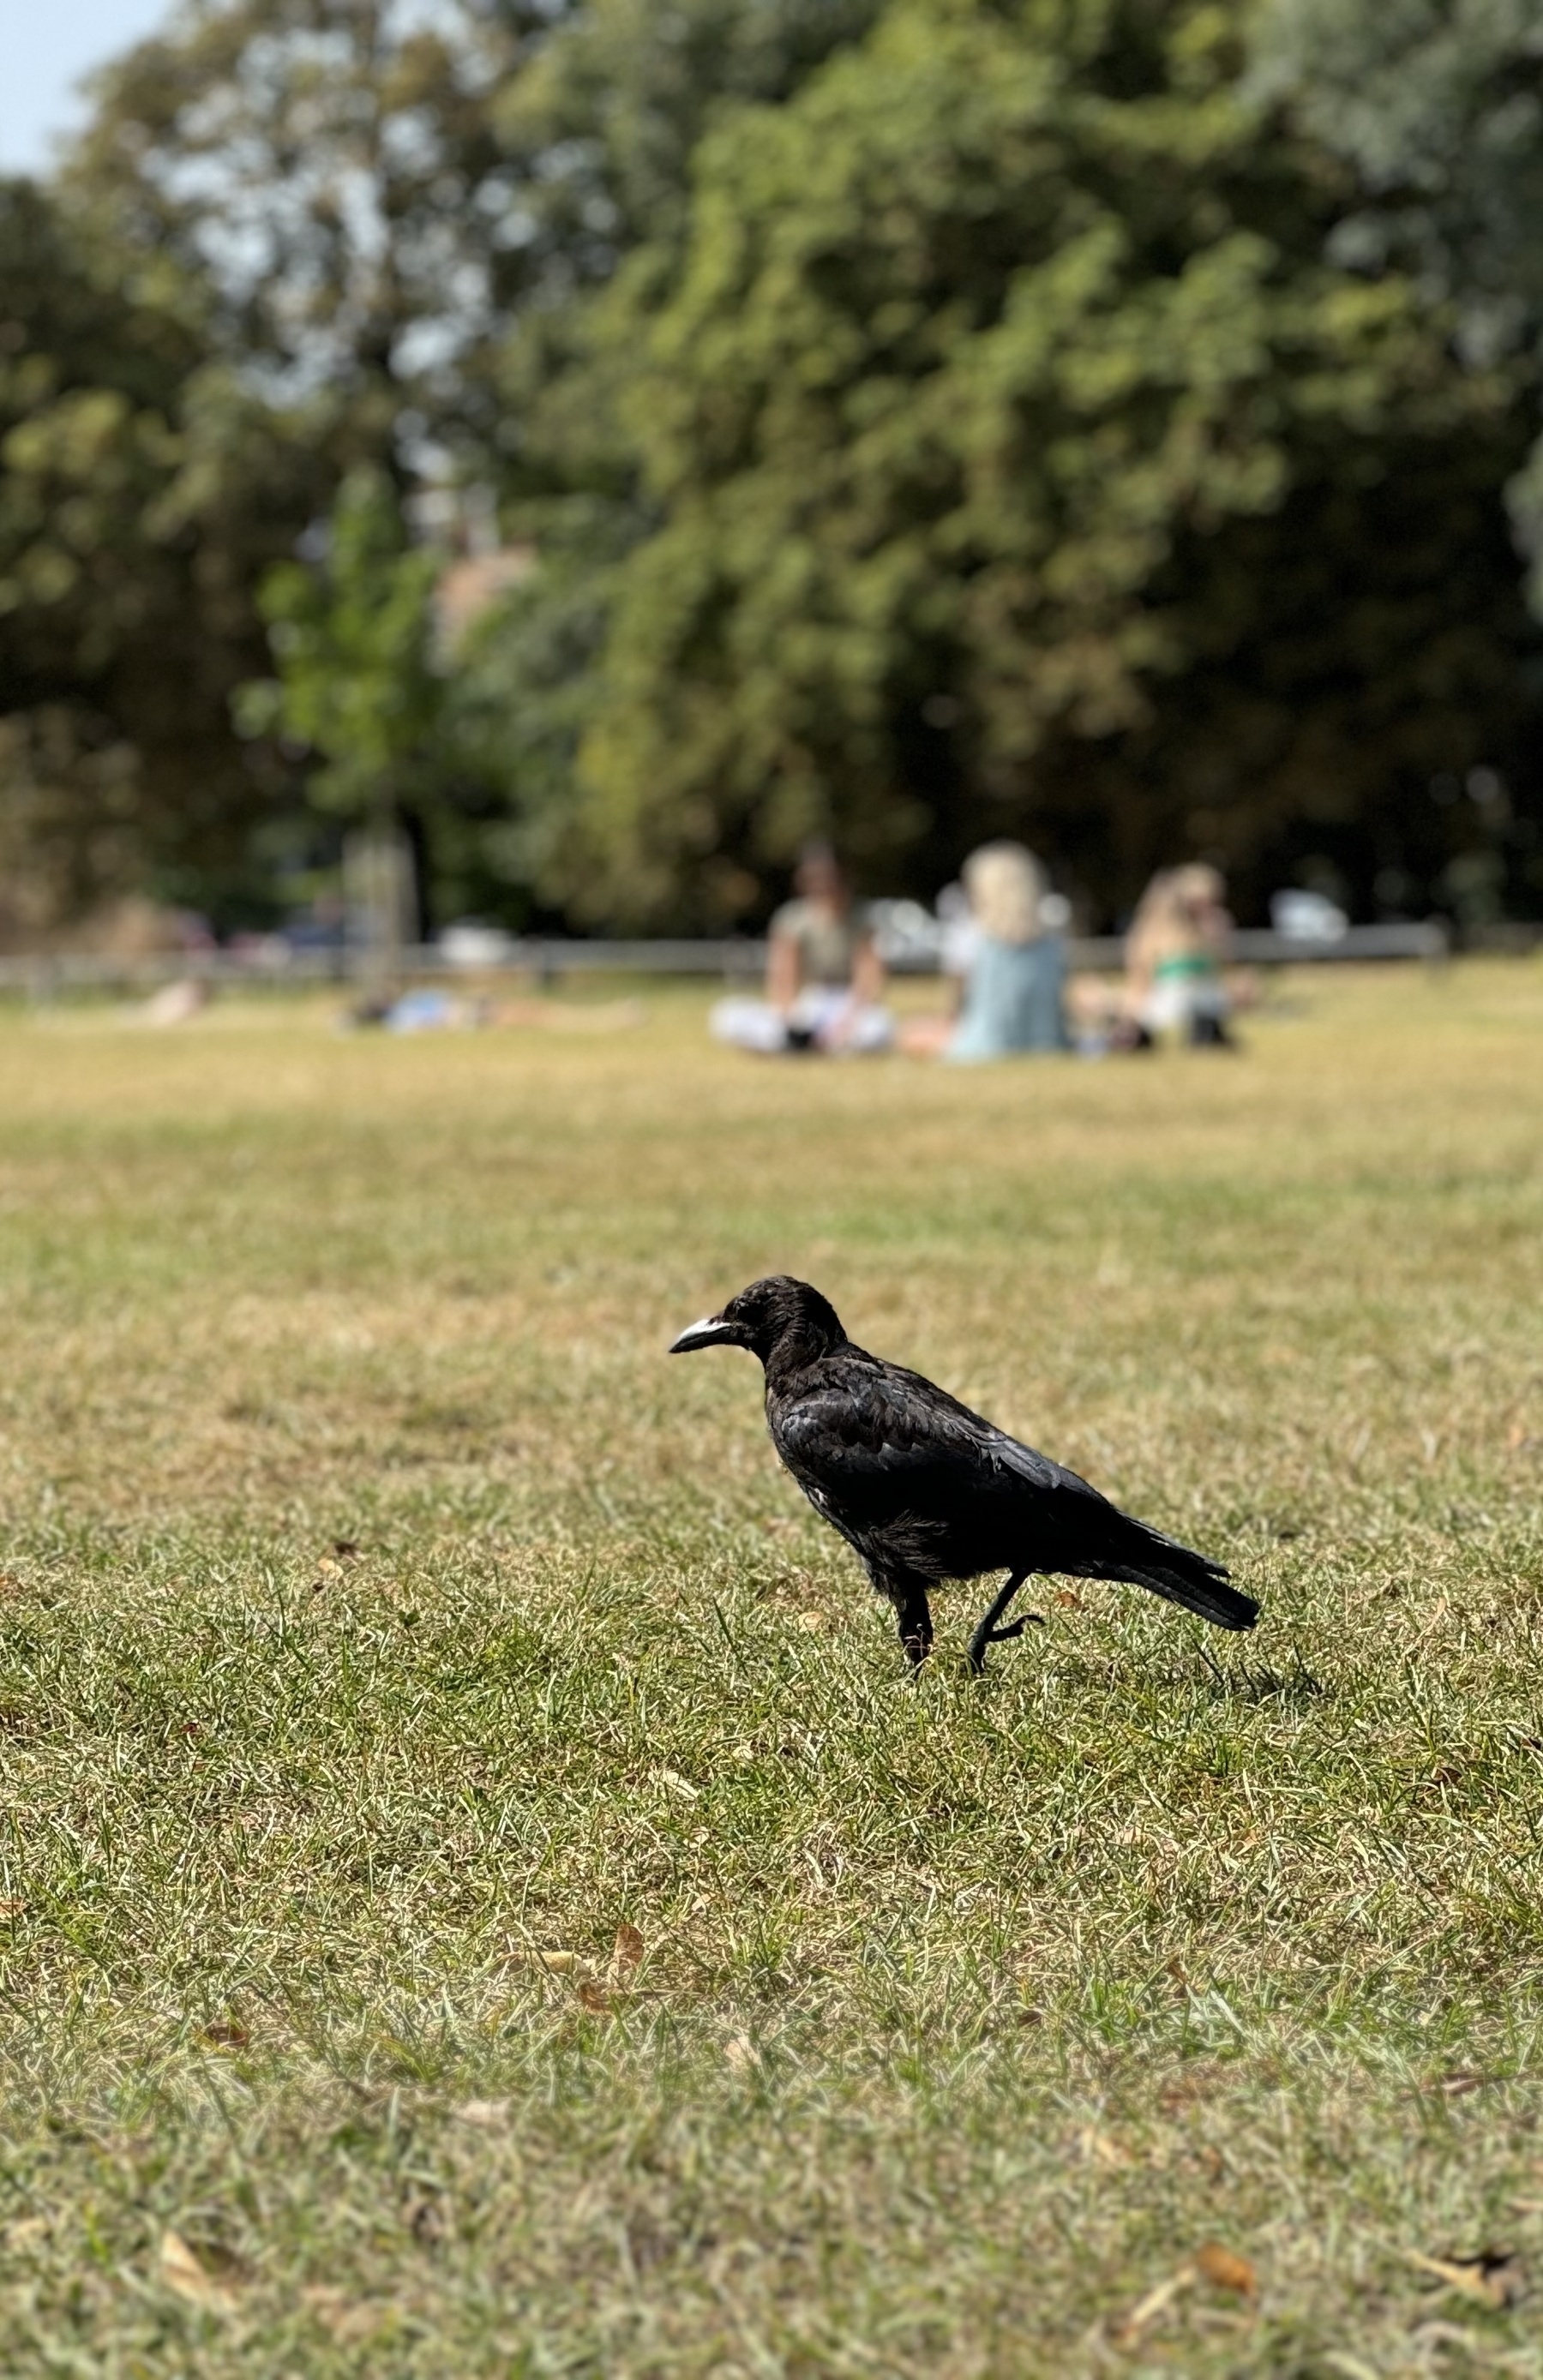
[945,842,1068,1060]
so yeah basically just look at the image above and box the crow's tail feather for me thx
[1123,1557,1258,1632]
[1070,1515,1258,1632]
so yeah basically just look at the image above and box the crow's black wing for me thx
[772,1364,1049,1520]
[772,1358,1255,1630]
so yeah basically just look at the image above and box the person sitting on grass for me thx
[902,842,1069,1059]
[711,842,893,1055]
[1124,861,1237,1048]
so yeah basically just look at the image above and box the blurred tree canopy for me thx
[2,0,1540,936]
[63,0,546,479]
[238,469,443,825]
[0,177,326,938]
[1252,0,1543,593]
[539,0,1542,924]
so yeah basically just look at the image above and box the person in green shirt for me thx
[1126,863,1235,1046]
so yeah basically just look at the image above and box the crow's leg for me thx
[893,1583,934,1668]
[966,1570,1043,1675]
[868,1568,933,1667]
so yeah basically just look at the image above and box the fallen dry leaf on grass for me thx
[1156,2064,1222,2114]
[158,2229,243,2311]
[1404,2248,1526,2307]
[609,1921,645,1981]
[0,1898,26,1918]
[1194,2241,1257,2297]
[1113,2243,1258,2346]
[656,1768,699,1801]
[527,1929,643,2008]
[302,2286,389,2343]
[198,2018,249,2049]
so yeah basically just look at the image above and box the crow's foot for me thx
[966,1613,1045,1671]
[966,1571,1043,1673]
[888,1584,934,1671]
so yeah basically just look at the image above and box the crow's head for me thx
[669,1275,845,1366]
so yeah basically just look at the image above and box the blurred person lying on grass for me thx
[901,842,1070,1059]
[711,842,893,1055]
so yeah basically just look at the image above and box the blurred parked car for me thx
[1270,890,1349,943]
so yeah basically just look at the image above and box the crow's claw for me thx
[968,1613,1046,1669]
[965,1572,1040,1673]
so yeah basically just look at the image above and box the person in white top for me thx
[711,842,893,1054]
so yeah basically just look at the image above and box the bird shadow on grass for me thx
[1019,1642,1330,1707]
[1194,1642,1328,1706]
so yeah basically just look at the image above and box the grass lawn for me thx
[1,960,1541,2376]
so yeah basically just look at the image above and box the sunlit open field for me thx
[1,961,1540,2375]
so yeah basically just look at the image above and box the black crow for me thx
[669,1275,1256,1670]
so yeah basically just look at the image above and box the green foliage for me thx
[1252,0,1543,347]
[19,0,885,931]
[241,471,443,824]
[496,0,884,270]
[0,177,327,935]
[534,0,1540,924]
[1253,0,1543,604]
[9,0,1543,931]
[440,496,649,919]
[491,0,886,492]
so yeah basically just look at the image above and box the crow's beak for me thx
[669,1314,742,1354]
